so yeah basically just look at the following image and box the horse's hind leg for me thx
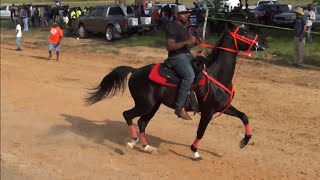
[224,105,252,148]
[123,103,160,151]
[137,103,161,153]
[123,106,144,147]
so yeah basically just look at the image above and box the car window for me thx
[127,7,133,14]
[109,6,123,15]
[96,7,104,16]
[88,8,98,16]
[278,5,289,12]
[0,6,7,10]
[316,7,320,13]
[255,5,265,11]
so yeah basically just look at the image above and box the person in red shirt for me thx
[48,22,63,61]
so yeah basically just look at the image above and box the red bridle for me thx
[189,26,259,117]
[190,26,259,58]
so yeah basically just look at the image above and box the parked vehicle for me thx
[247,0,293,10]
[0,5,12,20]
[274,5,320,28]
[251,3,290,24]
[78,4,138,41]
[144,3,177,15]
[78,4,156,41]
[221,0,240,11]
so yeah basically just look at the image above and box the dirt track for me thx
[1,34,320,180]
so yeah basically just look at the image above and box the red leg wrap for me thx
[140,133,148,146]
[193,139,201,148]
[245,124,252,135]
[129,125,138,139]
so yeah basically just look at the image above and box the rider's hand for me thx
[188,36,197,46]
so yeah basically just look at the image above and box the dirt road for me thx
[1,34,320,180]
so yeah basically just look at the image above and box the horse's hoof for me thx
[125,138,139,149]
[239,139,246,149]
[193,157,203,161]
[143,145,158,154]
[239,135,251,149]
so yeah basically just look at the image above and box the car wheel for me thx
[78,25,88,38]
[106,25,115,41]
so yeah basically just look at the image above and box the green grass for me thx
[257,28,320,66]
[115,31,166,47]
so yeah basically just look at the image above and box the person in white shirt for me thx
[147,1,153,9]
[115,0,128,16]
[62,13,69,28]
[16,21,22,51]
[304,4,316,44]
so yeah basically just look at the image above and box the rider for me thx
[166,5,197,120]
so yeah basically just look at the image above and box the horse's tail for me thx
[85,66,136,105]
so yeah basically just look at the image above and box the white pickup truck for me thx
[0,5,12,20]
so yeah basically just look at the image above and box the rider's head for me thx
[174,5,191,24]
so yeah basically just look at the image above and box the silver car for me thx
[0,5,12,20]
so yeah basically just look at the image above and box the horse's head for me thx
[225,23,267,52]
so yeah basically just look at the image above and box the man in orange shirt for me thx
[48,22,63,61]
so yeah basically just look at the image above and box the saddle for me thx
[148,55,208,114]
[149,55,207,88]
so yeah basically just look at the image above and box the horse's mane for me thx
[205,30,228,66]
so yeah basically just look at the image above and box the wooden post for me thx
[202,8,209,40]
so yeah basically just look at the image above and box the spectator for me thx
[33,7,40,27]
[29,4,33,28]
[304,4,316,44]
[48,22,64,61]
[11,4,19,28]
[193,2,200,23]
[292,7,306,67]
[83,6,88,15]
[43,7,51,26]
[55,0,62,7]
[62,12,69,28]
[115,0,128,16]
[147,1,153,9]
[76,7,82,18]
[20,5,29,31]
[70,8,76,19]
[16,20,22,51]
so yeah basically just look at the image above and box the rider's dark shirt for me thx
[166,22,190,57]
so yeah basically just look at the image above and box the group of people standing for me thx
[11,4,41,31]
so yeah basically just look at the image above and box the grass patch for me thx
[115,31,166,48]
[257,28,320,66]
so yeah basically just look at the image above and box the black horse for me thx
[86,23,263,160]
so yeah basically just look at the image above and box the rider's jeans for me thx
[168,53,195,108]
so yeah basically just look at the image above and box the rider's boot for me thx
[175,107,192,120]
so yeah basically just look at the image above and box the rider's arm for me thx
[166,37,196,51]
[166,38,188,51]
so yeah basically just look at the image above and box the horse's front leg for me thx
[224,105,252,148]
[191,110,215,161]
